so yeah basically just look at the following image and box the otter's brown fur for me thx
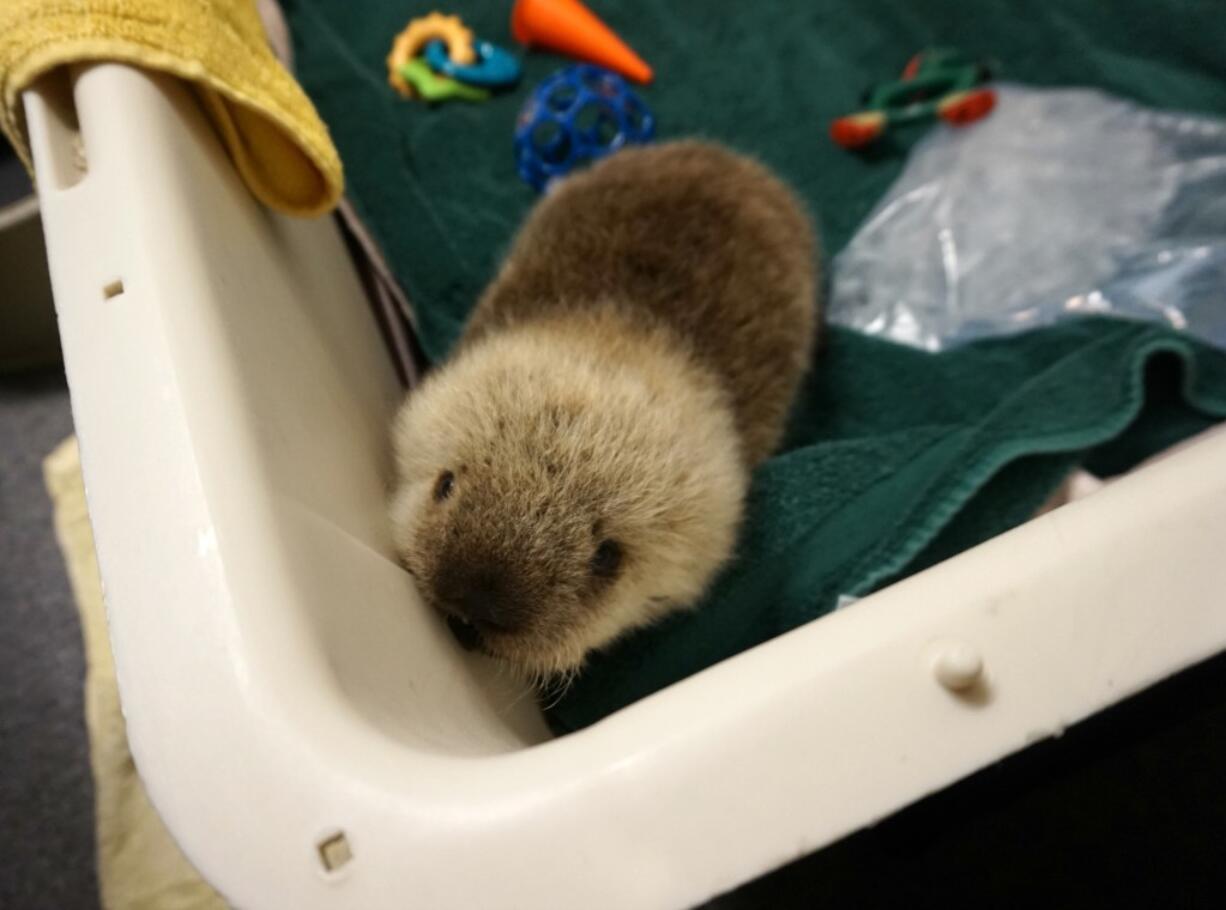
[390,141,819,678]
[468,141,818,464]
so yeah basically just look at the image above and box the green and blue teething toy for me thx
[424,39,521,89]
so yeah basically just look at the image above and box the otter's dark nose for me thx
[435,566,524,635]
[453,573,511,628]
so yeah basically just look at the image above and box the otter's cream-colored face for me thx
[389,324,747,679]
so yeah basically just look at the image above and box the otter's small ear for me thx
[590,539,623,578]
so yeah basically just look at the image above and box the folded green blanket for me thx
[283,0,1226,730]
[548,321,1226,730]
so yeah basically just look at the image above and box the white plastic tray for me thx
[26,64,1226,909]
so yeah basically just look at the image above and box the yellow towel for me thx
[44,436,226,910]
[0,0,343,217]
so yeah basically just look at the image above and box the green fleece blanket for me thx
[284,0,1226,731]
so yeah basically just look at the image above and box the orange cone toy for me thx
[511,0,653,84]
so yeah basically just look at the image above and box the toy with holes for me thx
[830,49,997,150]
[513,64,655,192]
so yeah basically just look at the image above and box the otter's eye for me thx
[433,470,455,503]
[591,539,623,578]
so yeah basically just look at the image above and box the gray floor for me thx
[0,367,100,909]
[1,137,99,909]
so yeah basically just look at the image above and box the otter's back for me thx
[467,142,820,465]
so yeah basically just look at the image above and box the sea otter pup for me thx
[390,141,818,679]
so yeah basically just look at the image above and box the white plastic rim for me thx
[27,63,1226,909]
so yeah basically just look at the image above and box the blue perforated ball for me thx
[514,65,655,193]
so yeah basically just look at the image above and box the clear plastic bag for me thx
[828,84,1226,351]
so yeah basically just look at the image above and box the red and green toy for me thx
[831,49,997,149]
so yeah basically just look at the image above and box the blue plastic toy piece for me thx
[423,39,522,89]
[513,65,655,193]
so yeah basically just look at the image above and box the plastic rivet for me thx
[317,831,353,872]
[930,640,984,691]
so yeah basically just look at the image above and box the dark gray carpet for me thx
[0,367,100,910]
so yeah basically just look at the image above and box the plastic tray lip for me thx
[27,63,1226,910]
